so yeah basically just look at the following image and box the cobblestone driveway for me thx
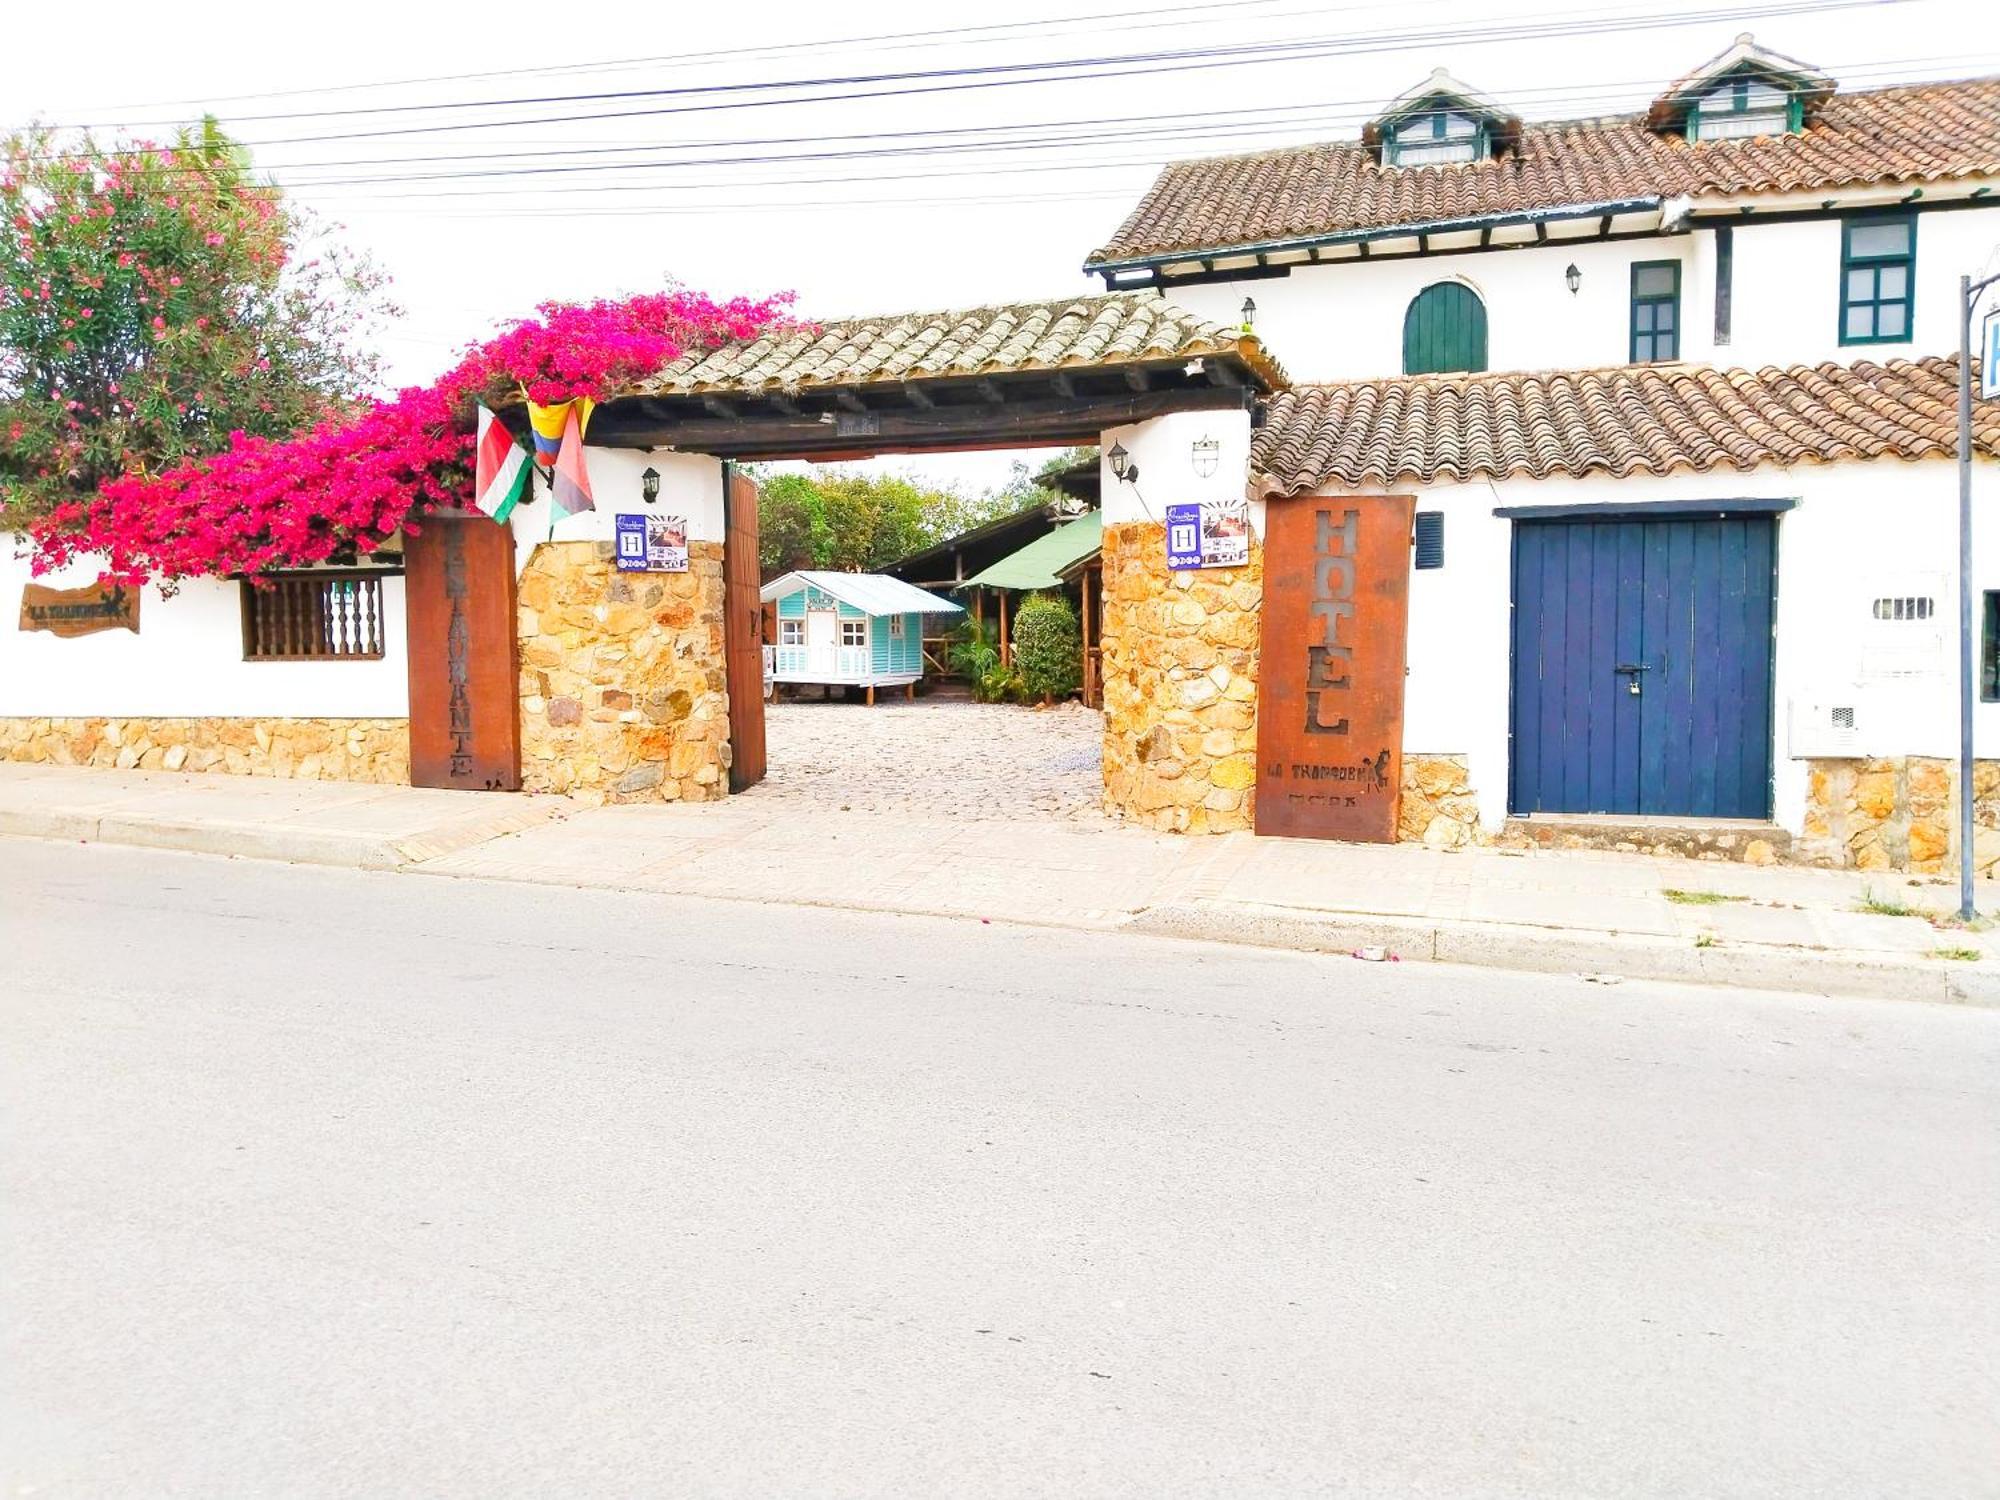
[747,694,1107,822]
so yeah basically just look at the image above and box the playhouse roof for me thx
[961,511,1103,591]
[760,570,966,616]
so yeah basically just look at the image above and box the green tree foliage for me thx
[750,463,1040,580]
[757,471,830,576]
[0,118,392,525]
[1012,592,1082,703]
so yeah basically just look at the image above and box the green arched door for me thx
[1402,282,1488,374]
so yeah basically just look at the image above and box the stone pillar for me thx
[1099,520,1262,833]
[516,539,731,804]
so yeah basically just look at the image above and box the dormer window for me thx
[1367,70,1518,172]
[1387,110,1485,167]
[1689,75,1800,141]
[1647,35,1831,142]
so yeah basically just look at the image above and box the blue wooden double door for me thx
[1509,514,1777,819]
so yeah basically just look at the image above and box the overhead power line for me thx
[27,0,1910,151]
[61,0,1308,115]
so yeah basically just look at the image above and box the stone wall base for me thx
[1399,755,1488,849]
[1499,817,1788,865]
[1801,757,2000,875]
[517,539,732,806]
[0,716,409,782]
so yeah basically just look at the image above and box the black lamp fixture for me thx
[1240,295,1257,331]
[1565,263,1582,295]
[640,465,661,504]
[1107,441,1139,486]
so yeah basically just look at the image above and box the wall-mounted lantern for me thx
[640,466,661,505]
[1565,263,1582,295]
[1107,441,1139,486]
[1240,295,1257,331]
[1191,436,1221,479]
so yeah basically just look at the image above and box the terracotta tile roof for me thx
[1088,76,2000,267]
[630,291,1286,397]
[1250,356,1999,493]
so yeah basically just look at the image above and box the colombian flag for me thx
[524,393,595,468]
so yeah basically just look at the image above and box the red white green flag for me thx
[473,403,530,523]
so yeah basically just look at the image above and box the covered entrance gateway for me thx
[553,293,1282,800]
[1506,502,1784,819]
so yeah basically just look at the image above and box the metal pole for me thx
[1959,276,1976,920]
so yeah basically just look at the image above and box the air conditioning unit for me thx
[1788,699,1864,759]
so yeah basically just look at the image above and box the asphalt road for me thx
[3,840,1996,1499]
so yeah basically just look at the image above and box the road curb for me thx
[3,801,568,873]
[1123,900,2000,1006]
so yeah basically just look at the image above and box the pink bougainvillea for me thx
[27,287,792,588]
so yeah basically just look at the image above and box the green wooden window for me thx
[1688,75,1801,141]
[1630,261,1681,363]
[1840,213,1916,345]
[1402,283,1488,375]
[1386,109,1486,167]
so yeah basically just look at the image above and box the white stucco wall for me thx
[1099,408,1258,532]
[0,444,725,721]
[1381,456,2000,835]
[1166,203,2000,382]
[0,543,410,718]
[504,445,726,575]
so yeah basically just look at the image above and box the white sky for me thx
[10,0,1989,494]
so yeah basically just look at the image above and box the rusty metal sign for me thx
[1254,494,1415,841]
[19,581,140,638]
[404,516,521,791]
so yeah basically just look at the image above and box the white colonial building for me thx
[1085,38,2000,869]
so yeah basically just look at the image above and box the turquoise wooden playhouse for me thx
[760,571,963,700]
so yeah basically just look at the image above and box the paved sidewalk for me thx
[0,762,564,870]
[4,761,1997,1003]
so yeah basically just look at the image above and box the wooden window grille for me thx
[1413,511,1445,569]
[241,572,388,661]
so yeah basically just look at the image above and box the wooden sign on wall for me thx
[1254,494,1416,841]
[19,582,140,638]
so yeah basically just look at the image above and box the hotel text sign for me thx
[1253,494,1415,841]
[19,582,140,638]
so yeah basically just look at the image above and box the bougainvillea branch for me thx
[24,287,792,588]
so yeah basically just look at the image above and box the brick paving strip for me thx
[4,698,1997,1004]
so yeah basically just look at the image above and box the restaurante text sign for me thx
[19,582,140,638]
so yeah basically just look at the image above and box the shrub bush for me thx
[1012,593,1082,703]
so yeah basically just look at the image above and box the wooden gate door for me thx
[403,514,521,791]
[723,465,767,792]
[1509,514,1776,819]
[1254,494,1415,840]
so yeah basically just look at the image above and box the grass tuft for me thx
[1664,889,1746,906]
[1931,945,1983,962]
[1856,889,1915,918]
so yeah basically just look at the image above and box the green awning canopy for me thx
[959,511,1102,591]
